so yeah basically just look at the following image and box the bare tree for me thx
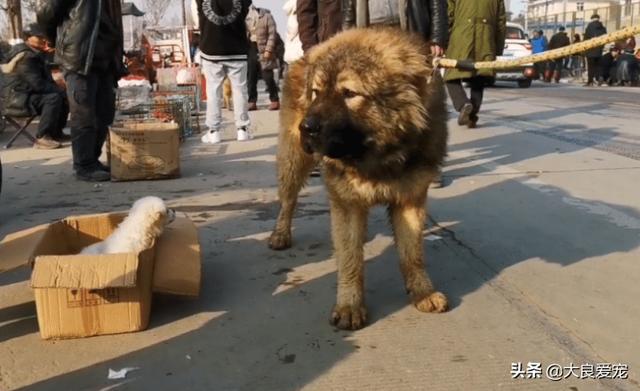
[142,0,173,26]
[22,0,35,12]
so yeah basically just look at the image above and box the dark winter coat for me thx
[584,20,607,58]
[548,31,570,50]
[296,0,343,52]
[444,0,506,81]
[36,0,125,77]
[341,0,449,47]
[0,44,61,117]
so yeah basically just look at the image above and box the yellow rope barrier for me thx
[435,24,640,70]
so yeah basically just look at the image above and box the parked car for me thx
[495,22,536,88]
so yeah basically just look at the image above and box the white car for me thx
[495,22,536,88]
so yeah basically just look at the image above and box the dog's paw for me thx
[413,291,448,313]
[330,304,367,330]
[268,230,292,250]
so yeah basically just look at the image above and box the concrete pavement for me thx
[1,82,639,390]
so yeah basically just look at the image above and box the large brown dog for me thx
[269,28,449,330]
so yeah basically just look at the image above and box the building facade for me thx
[527,0,639,35]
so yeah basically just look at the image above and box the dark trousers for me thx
[446,77,486,115]
[549,59,564,72]
[28,91,68,138]
[534,61,547,79]
[247,42,280,103]
[587,57,602,83]
[65,70,116,172]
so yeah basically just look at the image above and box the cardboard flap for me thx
[0,223,50,273]
[153,214,201,296]
[31,253,139,289]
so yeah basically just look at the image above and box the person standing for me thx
[192,0,252,144]
[246,5,280,111]
[530,30,548,80]
[583,13,607,86]
[547,26,571,83]
[37,0,126,181]
[445,0,506,128]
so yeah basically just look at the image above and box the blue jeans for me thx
[65,70,116,171]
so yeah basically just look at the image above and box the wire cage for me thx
[116,95,194,140]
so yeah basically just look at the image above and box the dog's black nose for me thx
[300,116,321,135]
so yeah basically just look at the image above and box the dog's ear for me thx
[153,210,165,222]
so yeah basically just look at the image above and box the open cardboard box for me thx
[0,212,201,339]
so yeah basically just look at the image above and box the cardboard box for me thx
[0,212,202,339]
[109,122,180,182]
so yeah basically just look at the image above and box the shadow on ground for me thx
[2,110,639,389]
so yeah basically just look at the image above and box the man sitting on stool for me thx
[1,24,69,149]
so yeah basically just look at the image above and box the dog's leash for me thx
[433,24,640,71]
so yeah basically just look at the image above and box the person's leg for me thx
[446,79,473,127]
[553,59,562,82]
[468,77,485,127]
[247,42,259,107]
[586,57,596,84]
[55,96,69,138]
[263,69,279,101]
[225,60,251,133]
[201,59,225,131]
[445,79,468,112]
[94,71,116,163]
[30,92,64,139]
[594,56,603,83]
[65,71,108,179]
[262,68,279,109]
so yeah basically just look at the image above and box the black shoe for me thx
[97,162,111,173]
[76,168,110,182]
[468,114,479,129]
[457,103,473,126]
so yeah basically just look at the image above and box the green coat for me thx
[444,0,507,81]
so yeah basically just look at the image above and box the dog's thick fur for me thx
[268,28,449,330]
[80,196,175,255]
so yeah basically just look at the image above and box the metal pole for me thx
[562,0,567,27]
[181,0,187,26]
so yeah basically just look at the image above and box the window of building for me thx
[576,2,584,11]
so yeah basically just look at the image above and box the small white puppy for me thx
[80,196,176,255]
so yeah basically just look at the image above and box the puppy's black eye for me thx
[342,89,358,99]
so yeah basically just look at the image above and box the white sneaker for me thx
[201,130,222,144]
[236,127,253,141]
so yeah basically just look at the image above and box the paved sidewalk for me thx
[1,84,639,390]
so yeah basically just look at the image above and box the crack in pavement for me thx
[427,215,636,391]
